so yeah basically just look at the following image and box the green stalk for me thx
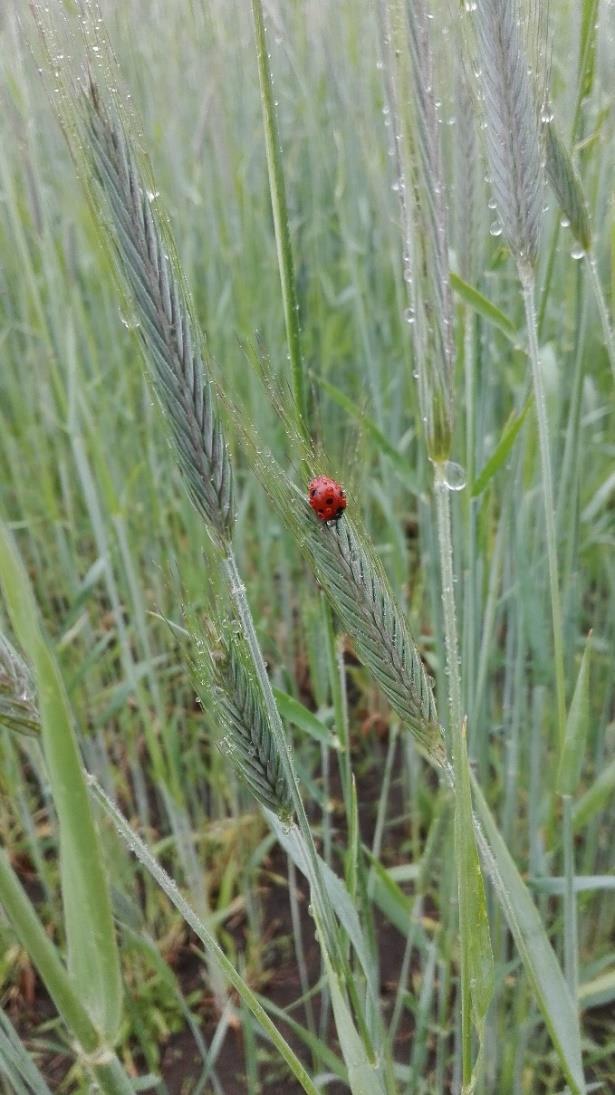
[462,312,477,730]
[557,266,588,530]
[537,222,561,335]
[88,1057,140,1095]
[433,465,472,1088]
[585,253,615,383]
[288,858,317,1039]
[520,274,567,744]
[88,776,322,1095]
[562,795,578,998]
[251,0,308,438]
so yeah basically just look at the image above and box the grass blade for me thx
[573,757,615,831]
[0,851,133,1094]
[450,272,518,344]
[545,122,592,252]
[273,687,332,745]
[471,395,532,497]
[0,523,122,1043]
[455,722,494,1089]
[0,849,99,1055]
[0,1010,52,1095]
[472,774,586,1094]
[557,633,592,797]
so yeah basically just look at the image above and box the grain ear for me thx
[475,0,544,273]
[84,86,234,543]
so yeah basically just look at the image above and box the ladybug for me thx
[307,476,347,522]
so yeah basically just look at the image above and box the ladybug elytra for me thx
[307,476,347,522]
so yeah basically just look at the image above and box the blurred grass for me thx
[0,0,614,1091]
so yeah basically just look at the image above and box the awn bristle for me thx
[84,82,234,542]
[475,0,544,272]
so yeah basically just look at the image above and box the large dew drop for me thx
[442,461,467,491]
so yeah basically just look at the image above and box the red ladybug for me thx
[307,476,347,522]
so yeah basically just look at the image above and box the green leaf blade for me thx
[0,523,123,1042]
[455,723,494,1079]
[451,272,518,343]
[472,774,586,1094]
[471,396,532,497]
[558,633,592,797]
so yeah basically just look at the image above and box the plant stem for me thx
[520,274,567,744]
[433,465,472,1090]
[462,311,477,733]
[251,0,308,439]
[585,252,615,383]
[562,795,579,999]
[287,858,317,1038]
[88,1056,138,1095]
[537,221,561,335]
[434,471,463,755]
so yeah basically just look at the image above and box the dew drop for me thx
[442,461,467,491]
[489,220,503,238]
[571,244,585,260]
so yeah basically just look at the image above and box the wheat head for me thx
[84,82,234,542]
[475,0,544,273]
